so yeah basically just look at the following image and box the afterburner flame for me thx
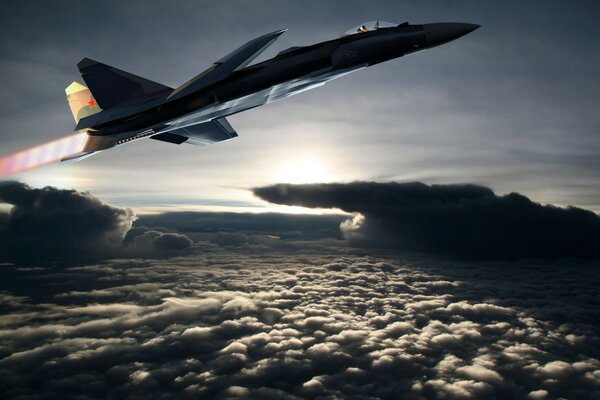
[0,132,88,177]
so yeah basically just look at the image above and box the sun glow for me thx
[271,156,333,184]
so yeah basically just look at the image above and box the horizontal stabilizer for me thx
[153,117,238,146]
[168,29,286,100]
[60,151,97,163]
[78,58,173,109]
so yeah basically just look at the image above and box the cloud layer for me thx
[0,252,598,399]
[254,182,600,259]
[0,181,348,263]
[4,180,599,263]
[0,182,191,262]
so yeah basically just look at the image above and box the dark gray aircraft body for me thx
[63,21,479,160]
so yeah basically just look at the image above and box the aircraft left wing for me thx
[168,29,287,100]
[150,117,238,146]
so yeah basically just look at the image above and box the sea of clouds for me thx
[1,181,599,398]
[1,250,598,399]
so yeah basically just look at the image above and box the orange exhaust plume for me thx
[0,132,88,177]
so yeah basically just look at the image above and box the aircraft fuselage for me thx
[0,21,480,177]
[77,22,479,150]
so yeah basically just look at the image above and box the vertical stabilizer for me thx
[65,82,102,123]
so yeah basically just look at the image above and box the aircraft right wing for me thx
[150,117,238,146]
[168,29,287,100]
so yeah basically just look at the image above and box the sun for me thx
[271,156,333,184]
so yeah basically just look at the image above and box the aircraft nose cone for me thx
[424,23,480,47]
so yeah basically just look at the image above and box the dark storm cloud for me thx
[0,181,133,262]
[0,181,347,263]
[254,181,600,260]
[0,182,192,262]
[0,252,598,399]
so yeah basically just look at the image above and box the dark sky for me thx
[1,1,600,213]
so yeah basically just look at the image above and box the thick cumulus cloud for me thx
[0,181,134,262]
[123,226,193,256]
[0,182,191,262]
[0,252,599,399]
[254,182,600,260]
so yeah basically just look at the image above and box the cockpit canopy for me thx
[342,20,398,36]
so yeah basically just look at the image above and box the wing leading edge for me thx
[168,29,287,100]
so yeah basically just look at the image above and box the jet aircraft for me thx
[0,21,479,176]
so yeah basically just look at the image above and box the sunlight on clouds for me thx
[1,254,598,398]
[19,163,95,190]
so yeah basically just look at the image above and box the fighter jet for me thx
[0,21,479,175]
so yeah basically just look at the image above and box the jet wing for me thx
[168,29,286,100]
[150,117,238,146]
